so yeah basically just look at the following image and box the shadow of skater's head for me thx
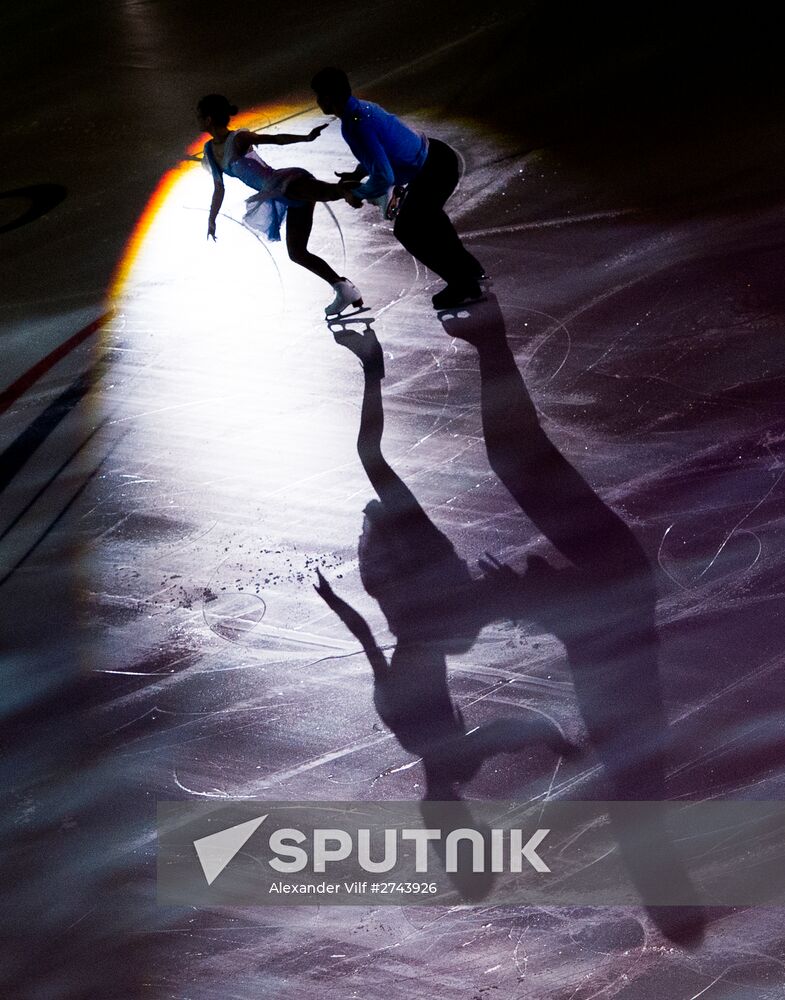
[311,67,352,117]
[359,498,482,653]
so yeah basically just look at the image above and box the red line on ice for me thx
[0,311,111,416]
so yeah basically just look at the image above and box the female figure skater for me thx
[197,94,363,317]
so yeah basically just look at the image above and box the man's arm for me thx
[345,127,395,201]
[336,164,368,184]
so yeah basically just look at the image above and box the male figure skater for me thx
[311,67,486,309]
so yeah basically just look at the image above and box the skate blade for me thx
[325,303,370,321]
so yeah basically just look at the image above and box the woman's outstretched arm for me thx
[233,124,328,156]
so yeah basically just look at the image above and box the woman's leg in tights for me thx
[285,174,343,203]
[285,202,340,286]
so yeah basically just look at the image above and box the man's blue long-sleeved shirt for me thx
[340,96,428,201]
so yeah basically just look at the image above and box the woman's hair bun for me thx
[196,94,238,126]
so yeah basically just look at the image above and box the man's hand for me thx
[336,170,363,184]
[308,123,330,141]
[478,552,517,586]
[343,191,363,209]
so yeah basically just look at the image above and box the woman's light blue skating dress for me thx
[204,131,309,242]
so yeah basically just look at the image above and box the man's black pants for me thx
[393,138,482,286]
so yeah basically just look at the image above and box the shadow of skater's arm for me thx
[314,570,388,678]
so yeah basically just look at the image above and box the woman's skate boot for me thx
[325,278,363,318]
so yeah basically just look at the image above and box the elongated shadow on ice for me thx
[317,317,574,902]
[438,294,706,944]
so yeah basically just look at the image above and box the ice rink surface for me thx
[3,2,785,997]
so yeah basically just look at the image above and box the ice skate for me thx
[325,278,363,318]
[384,184,408,221]
[431,280,483,310]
